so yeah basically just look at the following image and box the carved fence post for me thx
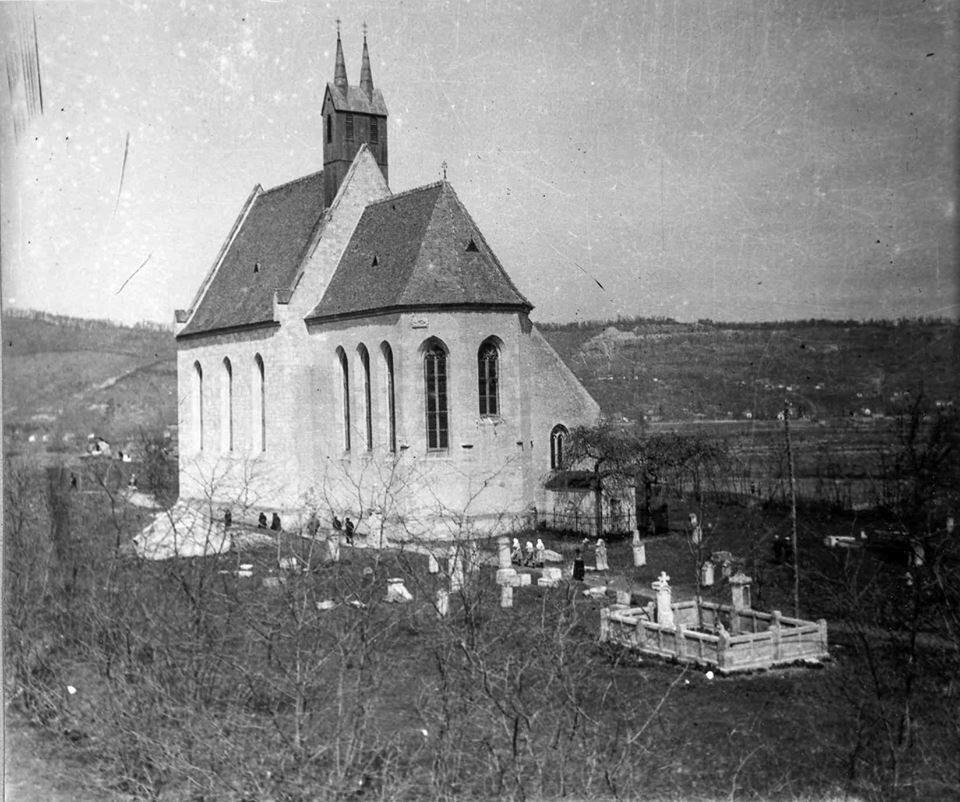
[772,610,783,661]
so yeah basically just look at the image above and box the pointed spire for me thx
[334,19,348,95]
[359,23,374,100]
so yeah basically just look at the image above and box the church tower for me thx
[322,24,389,208]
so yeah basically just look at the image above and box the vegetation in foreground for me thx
[5,455,959,800]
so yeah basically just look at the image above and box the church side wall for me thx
[525,326,602,513]
[176,327,298,518]
[301,308,534,538]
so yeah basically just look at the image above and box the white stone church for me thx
[173,32,599,540]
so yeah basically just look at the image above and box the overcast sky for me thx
[1,0,957,326]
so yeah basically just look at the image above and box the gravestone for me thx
[448,557,465,592]
[385,577,413,603]
[496,567,518,585]
[652,571,674,627]
[428,553,440,574]
[729,572,752,611]
[632,531,646,567]
[700,561,714,587]
[436,589,449,617]
[497,536,512,569]
[326,536,340,562]
[500,584,514,607]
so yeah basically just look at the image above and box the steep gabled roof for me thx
[178,170,326,338]
[307,182,532,321]
[325,82,388,116]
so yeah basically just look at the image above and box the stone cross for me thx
[497,536,512,570]
[652,571,674,627]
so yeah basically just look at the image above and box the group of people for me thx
[511,538,546,567]
[331,514,356,544]
[255,511,283,531]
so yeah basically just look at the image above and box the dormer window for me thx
[345,113,354,141]
[466,238,479,252]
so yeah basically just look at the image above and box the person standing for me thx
[595,538,608,571]
[573,548,586,581]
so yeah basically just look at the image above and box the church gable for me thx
[178,170,326,338]
[285,145,390,317]
[307,182,532,322]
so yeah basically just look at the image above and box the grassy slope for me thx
[538,319,959,422]
[2,313,177,444]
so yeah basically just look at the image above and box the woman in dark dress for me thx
[573,548,586,581]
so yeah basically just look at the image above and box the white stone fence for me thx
[600,601,828,673]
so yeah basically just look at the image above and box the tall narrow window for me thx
[358,344,372,451]
[424,340,449,450]
[345,113,354,141]
[325,114,332,143]
[478,339,500,417]
[550,424,568,470]
[369,117,379,144]
[193,361,204,452]
[221,358,234,452]
[381,342,396,453]
[253,354,265,453]
[337,347,351,452]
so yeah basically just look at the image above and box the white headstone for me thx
[385,577,413,603]
[633,542,646,567]
[436,588,449,617]
[449,557,465,592]
[326,537,340,562]
[652,571,674,627]
[500,584,514,608]
[700,560,714,587]
[427,553,440,574]
[496,567,518,585]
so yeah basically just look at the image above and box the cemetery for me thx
[599,571,829,673]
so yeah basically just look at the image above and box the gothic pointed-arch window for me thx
[380,341,397,453]
[550,424,568,470]
[423,339,449,451]
[193,361,204,452]
[478,338,500,417]
[326,114,332,144]
[357,344,373,451]
[253,354,265,453]
[221,357,234,452]
[336,346,351,452]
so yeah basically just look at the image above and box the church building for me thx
[174,31,599,539]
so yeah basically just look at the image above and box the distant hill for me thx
[2,310,177,451]
[537,317,959,423]
[3,311,957,462]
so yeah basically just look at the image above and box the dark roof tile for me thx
[179,171,325,337]
[308,182,531,320]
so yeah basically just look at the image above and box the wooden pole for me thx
[782,405,800,618]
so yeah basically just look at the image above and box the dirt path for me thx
[4,709,123,801]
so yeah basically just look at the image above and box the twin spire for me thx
[334,20,374,101]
